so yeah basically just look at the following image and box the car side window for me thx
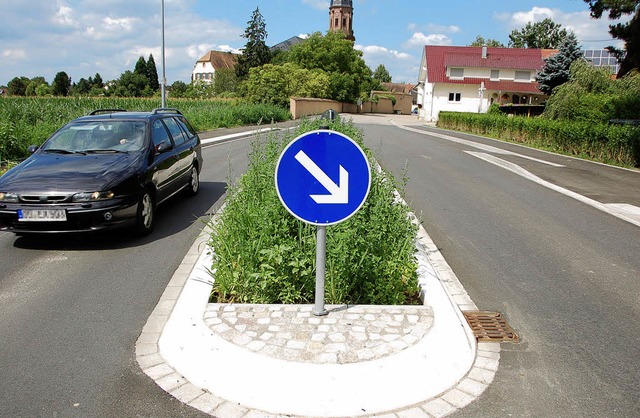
[163,117,187,146]
[176,117,197,141]
[152,120,171,149]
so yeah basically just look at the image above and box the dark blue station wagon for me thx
[0,108,203,236]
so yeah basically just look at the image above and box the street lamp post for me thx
[161,0,167,108]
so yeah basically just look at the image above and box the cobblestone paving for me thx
[203,304,434,364]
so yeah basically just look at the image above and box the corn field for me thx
[0,97,291,165]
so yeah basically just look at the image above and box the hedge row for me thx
[437,112,640,167]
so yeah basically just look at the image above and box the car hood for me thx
[0,152,144,193]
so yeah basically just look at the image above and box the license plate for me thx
[17,209,67,222]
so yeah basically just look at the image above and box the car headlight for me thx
[0,192,18,203]
[72,191,115,202]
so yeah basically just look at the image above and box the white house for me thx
[191,50,238,84]
[416,45,556,121]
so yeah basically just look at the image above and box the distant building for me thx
[416,46,553,121]
[329,0,355,41]
[583,49,621,75]
[271,36,305,52]
[191,50,238,84]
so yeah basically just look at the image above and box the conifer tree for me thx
[235,7,272,79]
[146,54,160,91]
[536,32,583,95]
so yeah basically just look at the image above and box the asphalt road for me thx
[0,135,254,417]
[2,116,639,417]
[354,115,640,417]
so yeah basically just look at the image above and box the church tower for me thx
[329,0,355,42]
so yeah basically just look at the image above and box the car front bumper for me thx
[0,198,138,234]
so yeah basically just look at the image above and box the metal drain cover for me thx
[463,311,520,343]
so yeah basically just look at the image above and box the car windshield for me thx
[41,121,147,153]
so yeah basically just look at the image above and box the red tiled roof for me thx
[424,46,553,88]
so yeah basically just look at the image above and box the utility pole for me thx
[161,0,167,108]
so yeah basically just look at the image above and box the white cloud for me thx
[2,49,27,60]
[496,7,626,49]
[53,4,77,27]
[405,33,451,48]
[357,45,412,60]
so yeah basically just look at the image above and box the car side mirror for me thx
[28,145,39,154]
[156,141,172,154]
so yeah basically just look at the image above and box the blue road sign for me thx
[275,130,371,226]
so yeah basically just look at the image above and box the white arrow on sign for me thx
[294,150,348,204]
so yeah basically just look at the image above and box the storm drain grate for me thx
[463,311,520,343]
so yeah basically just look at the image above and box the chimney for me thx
[482,45,488,59]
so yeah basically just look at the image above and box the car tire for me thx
[135,190,155,236]
[185,165,200,197]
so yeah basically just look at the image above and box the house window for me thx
[450,68,464,79]
[448,92,461,102]
[490,69,500,80]
[515,70,531,82]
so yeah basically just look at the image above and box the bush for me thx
[209,118,420,305]
[437,111,640,167]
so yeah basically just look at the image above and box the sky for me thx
[0,0,627,87]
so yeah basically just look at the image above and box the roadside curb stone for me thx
[136,119,501,417]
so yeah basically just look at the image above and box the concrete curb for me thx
[136,211,500,417]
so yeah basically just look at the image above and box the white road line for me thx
[467,151,640,228]
[395,123,565,167]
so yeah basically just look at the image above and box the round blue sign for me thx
[275,130,371,226]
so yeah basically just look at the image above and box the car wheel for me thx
[185,165,200,196]
[135,191,155,236]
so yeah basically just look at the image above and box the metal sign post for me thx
[275,130,371,316]
[314,226,327,316]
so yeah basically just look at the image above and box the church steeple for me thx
[329,0,354,42]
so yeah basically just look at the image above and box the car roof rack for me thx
[89,109,128,115]
[152,108,183,115]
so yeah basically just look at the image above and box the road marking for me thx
[395,124,564,167]
[467,151,640,228]
[201,127,280,145]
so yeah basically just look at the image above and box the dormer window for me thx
[449,68,464,79]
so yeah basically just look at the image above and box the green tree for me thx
[244,62,331,107]
[372,64,392,83]
[235,7,272,79]
[213,68,239,95]
[584,0,640,77]
[35,83,52,96]
[508,18,568,49]
[536,32,583,95]
[7,76,30,96]
[146,54,160,91]
[92,73,104,89]
[285,31,372,102]
[25,77,47,96]
[469,35,506,48]
[74,78,92,95]
[543,59,640,121]
[113,70,148,97]
[169,80,188,98]
[52,71,71,96]
[134,56,148,78]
